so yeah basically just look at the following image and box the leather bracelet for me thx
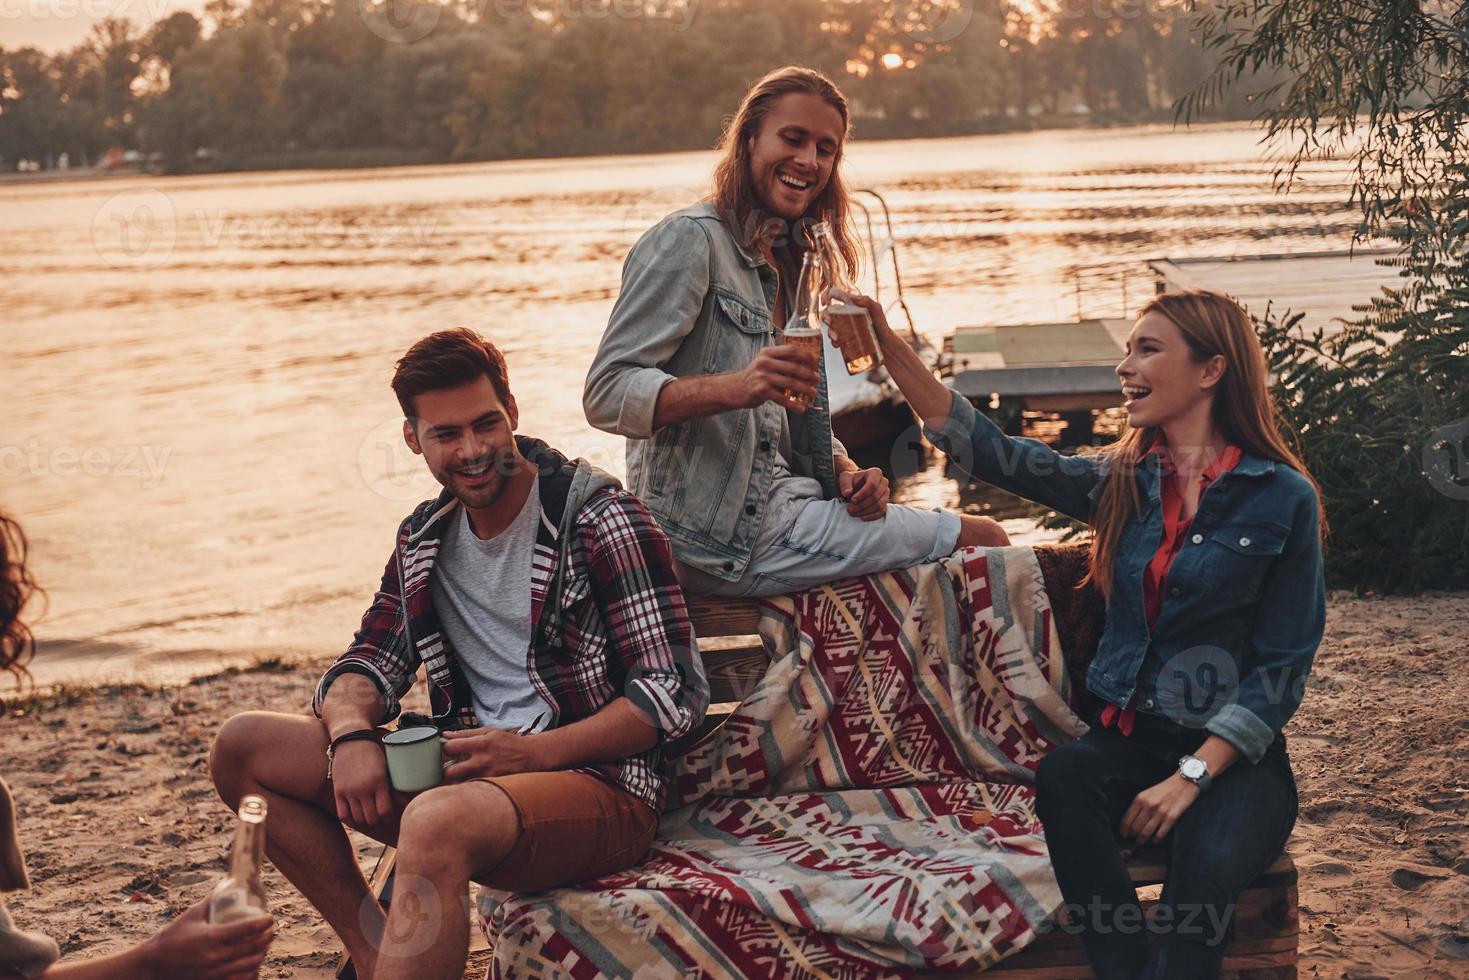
[326,728,382,780]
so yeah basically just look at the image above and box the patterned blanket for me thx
[478,546,1088,978]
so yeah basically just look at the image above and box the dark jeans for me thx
[1034,715,1297,980]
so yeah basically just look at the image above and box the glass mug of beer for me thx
[824,299,880,375]
[811,221,883,376]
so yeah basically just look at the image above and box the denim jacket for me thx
[584,203,846,581]
[925,390,1325,764]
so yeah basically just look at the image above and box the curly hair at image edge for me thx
[1,511,42,685]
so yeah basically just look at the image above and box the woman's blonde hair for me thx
[1,511,41,687]
[1085,289,1325,597]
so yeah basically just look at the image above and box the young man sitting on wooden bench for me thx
[207,329,708,980]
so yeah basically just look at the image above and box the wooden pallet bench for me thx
[682,549,1299,979]
[343,545,1299,978]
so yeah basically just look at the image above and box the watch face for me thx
[1181,756,1206,780]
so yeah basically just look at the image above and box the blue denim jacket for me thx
[584,203,845,581]
[925,390,1325,764]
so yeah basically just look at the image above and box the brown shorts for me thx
[470,771,658,893]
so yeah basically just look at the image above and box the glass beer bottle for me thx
[208,794,270,924]
[811,220,882,375]
[780,250,823,408]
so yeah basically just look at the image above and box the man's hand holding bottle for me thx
[733,345,820,413]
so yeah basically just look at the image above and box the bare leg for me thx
[958,514,1010,548]
[373,782,521,980]
[210,712,400,979]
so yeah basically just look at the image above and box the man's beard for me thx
[449,471,503,509]
[438,447,517,509]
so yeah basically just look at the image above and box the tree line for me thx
[0,0,1268,174]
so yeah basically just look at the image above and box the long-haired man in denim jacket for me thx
[585,66,1008,599]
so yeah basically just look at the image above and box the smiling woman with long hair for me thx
[1,510,275,979]
[845,288,1326,979]
[0,512,41,688]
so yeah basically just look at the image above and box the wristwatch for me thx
[1178,754,1212,792]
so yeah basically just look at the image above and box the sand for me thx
[3,589,1467,979]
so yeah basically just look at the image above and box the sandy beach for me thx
[4,588,1467,979]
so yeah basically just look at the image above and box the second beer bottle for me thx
[780,250,823,409]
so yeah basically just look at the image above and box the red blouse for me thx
[1100,439,1243,735]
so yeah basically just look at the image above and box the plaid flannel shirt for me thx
[313,437,708,813]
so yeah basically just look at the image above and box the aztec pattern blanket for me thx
[478,545,1089,978]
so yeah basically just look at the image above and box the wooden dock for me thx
[1148,248,1402,336]
[946,318,1129,413]
[946,249,1404,424]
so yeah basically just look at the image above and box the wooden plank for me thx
[952,364,1122,399]
[702,646,769,704]
[952,350,1008,373]
[336,846,398,979]
[951,327,1000,353]
[1123,847,1295,887]
[927,879,1297,978]
[671,702,738,751]
[1149,249,1401,337]
[684,596,761,637]
[995,319,1125,366]
[950,320,1130,373]
[1026,393,1123,412]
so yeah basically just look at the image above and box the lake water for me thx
[1,121,1359,688]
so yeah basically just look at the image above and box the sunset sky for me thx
[3,0,1062,54]
[2,0,207,52]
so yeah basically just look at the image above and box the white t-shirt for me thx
[429,476,549,732]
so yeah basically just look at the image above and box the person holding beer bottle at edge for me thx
[585,66,1009,599]
[0,510,275,980]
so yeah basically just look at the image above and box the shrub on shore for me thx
[1259,243,1469,594]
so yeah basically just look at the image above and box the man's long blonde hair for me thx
[1085,290,1325,597]
[710,65,861,283]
